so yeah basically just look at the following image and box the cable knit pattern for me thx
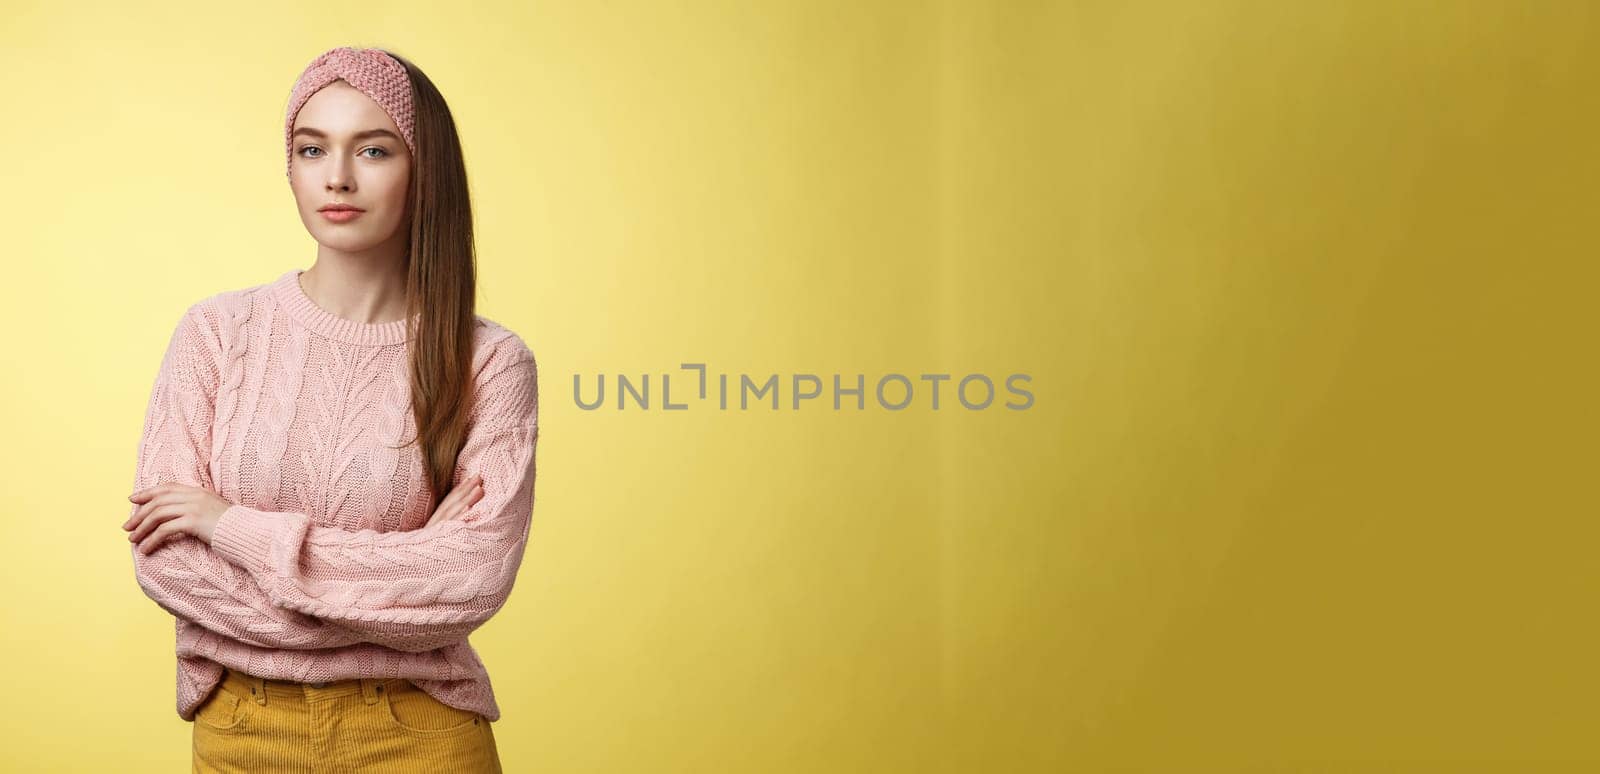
[128,269,539,722]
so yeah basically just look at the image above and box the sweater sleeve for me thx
[208,352,540,654]
[128,304,366,650]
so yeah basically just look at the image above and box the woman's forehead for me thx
[295,82,393,127]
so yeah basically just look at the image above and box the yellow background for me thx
[2,1,1595,771]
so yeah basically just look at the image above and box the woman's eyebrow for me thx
[292,127,402,142]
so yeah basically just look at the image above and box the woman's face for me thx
[288,81,412,253]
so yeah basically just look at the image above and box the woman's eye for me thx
[296,147,384,159]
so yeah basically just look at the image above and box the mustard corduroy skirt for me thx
[191,667,502,773]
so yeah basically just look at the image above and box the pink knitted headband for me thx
[284,46,416,179]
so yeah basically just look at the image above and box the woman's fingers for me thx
[125,487,190,530]
[438,484,482,523]
[436,476,476,510]
[426,479,483,527]
[462,482,485,511]
[129,508,180,543]
[428,484,468,525]
[447,475,483,508]
[128,484,168,504]
[125,494,161,530]
[445,476,479,508]
[137,515,191,554]
[128,506,184,544]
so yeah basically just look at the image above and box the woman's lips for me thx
[320,209,364,223]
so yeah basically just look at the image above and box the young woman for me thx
[120,46,537,772]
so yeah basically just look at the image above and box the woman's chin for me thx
[308,229,383,252]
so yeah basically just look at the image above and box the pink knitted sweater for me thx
[128,269,539,722]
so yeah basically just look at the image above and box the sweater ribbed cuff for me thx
[211,504,279,576]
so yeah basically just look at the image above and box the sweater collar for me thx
[270,269,416,346]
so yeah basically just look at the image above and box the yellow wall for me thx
[1,1,1593,771]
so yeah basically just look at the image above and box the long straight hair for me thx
[379,48,476,504]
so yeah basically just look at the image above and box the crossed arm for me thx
[126,306,538,653]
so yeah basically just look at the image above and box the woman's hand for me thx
[122,474,483,552]
[426,474,484,528]
[123,483,232,554]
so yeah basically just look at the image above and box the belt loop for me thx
[250,673,268,706]
[361,678,383,705]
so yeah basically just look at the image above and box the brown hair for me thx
[380,49,477,504]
